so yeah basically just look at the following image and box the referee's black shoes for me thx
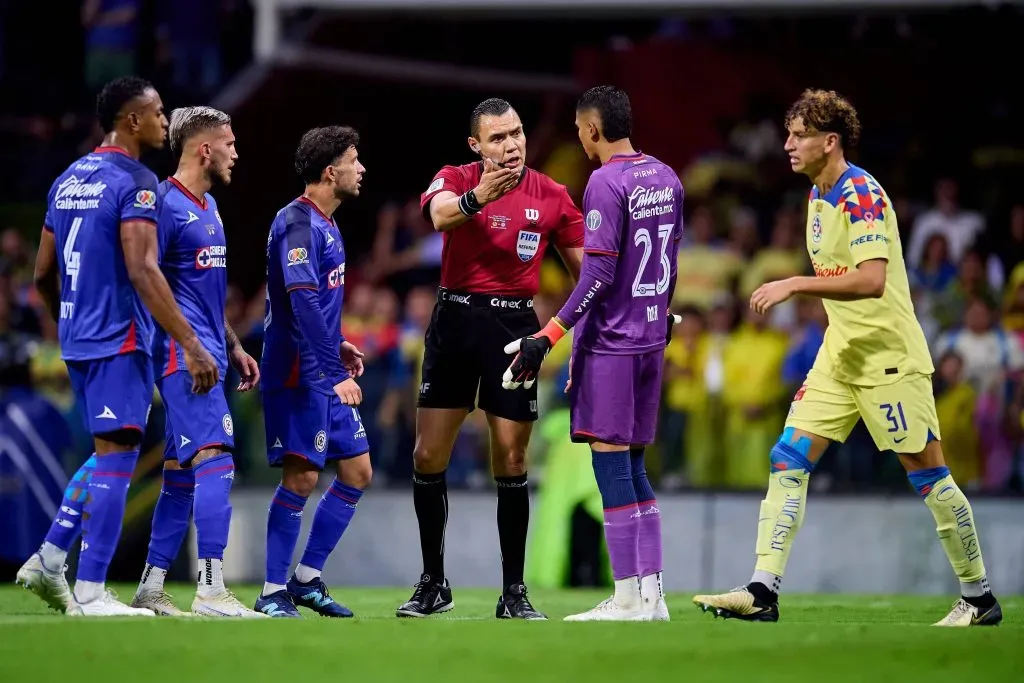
[496,582,547,620]
[395,574,454,618]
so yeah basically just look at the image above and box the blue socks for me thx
[908,466,950,497]
[194,453,235,561]
[77,451,138,583]
[265,486,308,586]
[630,448,656,503]
[145,467,195,570]
[299,480,363,573]
[43,454,96,552]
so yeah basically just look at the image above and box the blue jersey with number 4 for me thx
[43,146,159,361]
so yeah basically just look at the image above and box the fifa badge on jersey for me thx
[811,213,822,243]
[427,177,444,194]
[586,209,602,231]
[491,215,510,230]
[287,247,309,266]
[134,189,156,210]
[525,208,539,224]
[516,230,541,262]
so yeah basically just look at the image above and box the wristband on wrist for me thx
[458,189,483,216]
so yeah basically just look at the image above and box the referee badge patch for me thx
[516,230,541,262]
[427,178,444,194]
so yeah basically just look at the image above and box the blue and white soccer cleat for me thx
[287,576,353,618]
[254,590,302,618]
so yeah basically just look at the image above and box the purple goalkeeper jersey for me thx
[572,152,684,354]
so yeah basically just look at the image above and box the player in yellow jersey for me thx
[692,89,1002,627]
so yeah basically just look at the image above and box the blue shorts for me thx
[263,388,369,469]
[158,371,234,464]
[66,352,154,437]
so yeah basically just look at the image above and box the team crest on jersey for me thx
[525,208,539,223]
[314,430,327,453]
[222,414,234,436]
[586,210,602,231]
[287,247,309,266]
[811,213,822,243]
[196,245,227,269]
[490,215,510,230]
[134,190,156,209]
[516,230,541,262]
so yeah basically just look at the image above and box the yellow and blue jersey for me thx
[806,164,933,386]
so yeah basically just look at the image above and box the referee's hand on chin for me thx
[334,377,362,406]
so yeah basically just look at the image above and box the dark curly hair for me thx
[294,126,360,185]
[96,76,154,134]
[784,89,861,149]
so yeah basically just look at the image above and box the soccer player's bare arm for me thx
[224,317,260,391]
[121,218,218,392]
[555,245,583,282]
[792,258,886,299]
[33,227,60,322]
[428,159,518,232]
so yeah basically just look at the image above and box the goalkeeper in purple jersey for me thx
[503,86,683,621]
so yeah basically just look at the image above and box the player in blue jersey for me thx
[254,126,369,618]
[16,77,219,617]
[126,106,262,618]
[503,86,683,621]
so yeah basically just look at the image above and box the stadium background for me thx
[1,0,1023,594]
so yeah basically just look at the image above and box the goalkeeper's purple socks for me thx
[630,447,663,578]
[591,448,640,580]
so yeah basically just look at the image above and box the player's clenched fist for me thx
[473,158,519,204]
[184,338,219,394]
[334,377,362,406]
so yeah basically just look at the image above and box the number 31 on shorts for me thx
[879,402,908,433]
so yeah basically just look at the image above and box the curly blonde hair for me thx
[784,89,861,149]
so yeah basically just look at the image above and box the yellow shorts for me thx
[785,370,941,454]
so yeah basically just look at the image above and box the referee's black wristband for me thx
[458,190,483,217]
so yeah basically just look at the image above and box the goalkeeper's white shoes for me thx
[192,590,267,618]
[15,552,73,613]
[564,595,649,622]
[131,588,191,616]
[70,589,155,617]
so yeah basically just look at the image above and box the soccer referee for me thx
[396,98,583,620]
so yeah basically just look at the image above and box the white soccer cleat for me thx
[644,597,670,622]
[933,597,1003,627]
[70,589,156,617]
[15,552,73,613]
[563,596,649,622]
[131,589,192,617]
[192,590,268,618]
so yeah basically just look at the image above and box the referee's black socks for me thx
[495,473,529,588]
[412,470,448,582]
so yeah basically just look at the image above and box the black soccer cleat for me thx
[396,574,454,618]
[496,582,547,620]
[692,585,779,622]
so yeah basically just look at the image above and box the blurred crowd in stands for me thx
[1,5,1022,494]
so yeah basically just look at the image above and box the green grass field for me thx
[0,585,1019,682]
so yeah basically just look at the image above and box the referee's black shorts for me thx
[417,287,540,422]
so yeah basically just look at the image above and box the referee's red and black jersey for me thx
[420,163,583,297]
